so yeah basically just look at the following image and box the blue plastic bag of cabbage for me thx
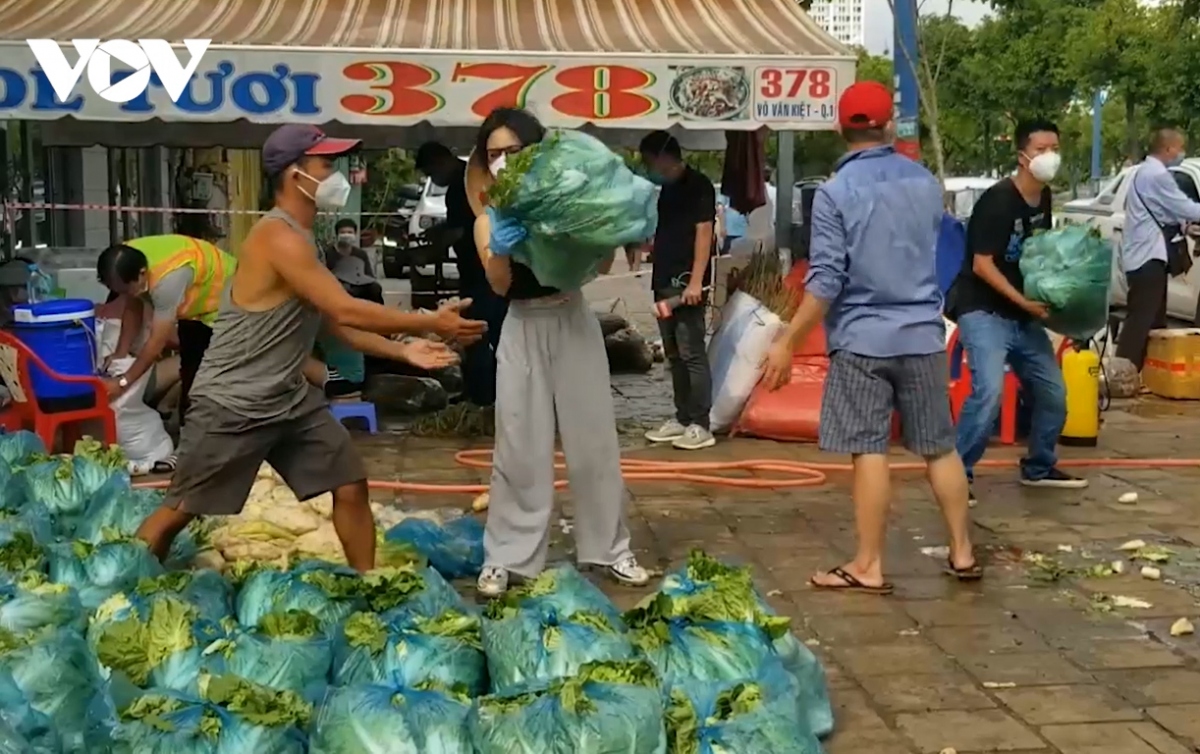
[204,610,332,698]
[0,572,86,633]
[21,455,128,535]
[385,515,484,579]
[652,551,833,738]
[48,536,163,610]
[486,130,659,290]
[78,485,200,568]
[482,567,635,695]
[0,626,112,753]
[235,561,366,633]
[666,663,822,754]
[134,570,233,625]
[113,675,311,754]
[0,530,47,579]
[309,681,472,754]
[0,430,44,472]
[0,504,52,547]
[332,609,486,694]
[1020,225,1114,341]
[0,666,61,754]
[470,660,667,754]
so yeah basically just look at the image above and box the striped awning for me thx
[0,0,851,57]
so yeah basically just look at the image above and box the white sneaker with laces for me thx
[645,419,687,443]
[476,566,509,597]
[607,556,650,587]
[672,424,716,450]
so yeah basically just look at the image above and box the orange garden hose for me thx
[132,449,1200,495]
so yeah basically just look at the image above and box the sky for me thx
[863,0,992,54]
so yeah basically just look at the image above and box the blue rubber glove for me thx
[486,207,527,257]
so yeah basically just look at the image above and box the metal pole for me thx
[892,0,921,161]
[775,131,795,267]
[1090,89,1104,185]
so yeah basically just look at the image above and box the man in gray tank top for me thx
[136,124,487,573]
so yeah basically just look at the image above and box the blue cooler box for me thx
[10,299,98,400]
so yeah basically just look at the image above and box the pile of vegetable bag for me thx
[469,660,667,754]
[1019,225,1114,340]
[133,570,233,625]
[78,486,200,569]
[234,560,367,633]
[112,673,310,754]
[0,626,113,752]
[309,680,472,754]
[20,439,130,535]
[203,610,332,697]
[482,566,636,695]
[384,515,484,579]
[332,609,485,694]
[665,663,822,754]
[0,430,45,470]
[647,550,833,738]
[486,130,659,290]
[0,666,60,754]
[48,534,163,610]
[0,572,85,633]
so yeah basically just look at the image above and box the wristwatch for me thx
[117,376,129,389]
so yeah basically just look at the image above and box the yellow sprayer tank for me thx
[1060,344,1100,446]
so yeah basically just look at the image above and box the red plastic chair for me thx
[946,329,1020,445]
[0,329,116,451]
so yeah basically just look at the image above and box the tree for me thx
[886,0,958,182]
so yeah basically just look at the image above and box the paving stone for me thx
[785,589,909,617]
[993,685,1143,726]
[1063,639,1187,670]
[830,640,960,678]
[1039,722,1195,754]
[904,600,1018,627]
[957,651,1093,687]
[826,688,910,748]
[927,623,1052,656]
[857,672,996,712]
[1095,668,1200,706]
[1146,705,1200,745]
[806,612,922,645]
[893,709,1047,752]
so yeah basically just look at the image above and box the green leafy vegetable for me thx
[479,659,658,716]
[0,531,43,572]
[200,673,312,729]
[257,609,321,639]
[666,681,764,754]
[358,566,426,612]
[342,611,389,654]
[72,437,127,471]
[485,135,561,209]
[415,609,482,650]
[93,595,199,685]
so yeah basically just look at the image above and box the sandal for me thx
[810,566,894,595]
[944,558,984,581]
[151,455,178,475]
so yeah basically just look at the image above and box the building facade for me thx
[807,0,866,48]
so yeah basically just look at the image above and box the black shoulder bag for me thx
[1132,172,1192,277]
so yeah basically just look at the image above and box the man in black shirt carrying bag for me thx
[638,131,718,451]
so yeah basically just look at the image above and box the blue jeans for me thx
[954,311,1066,481]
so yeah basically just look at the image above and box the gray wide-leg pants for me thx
[483,291,633,577]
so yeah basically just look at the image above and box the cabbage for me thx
[0,666,61,753]
[309,681,471,754]
[483,573,635,695]
[469,660,666,754]
[665,664,822,754]
[0,431,44,472]
[361,564,466,623]
[0,531,46,577]
[78,486,202,569]
[20,455,127,535]
[135,570,233,624]
[235,561,366,633]
[113,674,310,754]
[332,609,485,694]
[90,592,223,694]
[650,551,833,738]
[384,516,484,579]
[625,608,783,688]
[0,572,85,633]
[0,504,53,545]
[203,610,332,697]
[48,535,163,610]
[0,627,111,752]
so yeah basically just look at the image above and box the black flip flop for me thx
[944,558,984,581]
[151,456,178,475]
[810,566,894,595]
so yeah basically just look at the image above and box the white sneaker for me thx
[672,424,716,450]
[476,566,509,598]
[645,419,687,443]
[606,556,650,587]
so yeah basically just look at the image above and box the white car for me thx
[407,157,470,281]
[1060,158,1200,323]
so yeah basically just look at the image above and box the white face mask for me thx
[336,232,357,245]
[489,154,507,178]
[296,169,352,209]
[1027,152,1061,183]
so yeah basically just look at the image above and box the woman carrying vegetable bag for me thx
[469,107,649,597]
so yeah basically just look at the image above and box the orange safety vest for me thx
[126,235,236,326]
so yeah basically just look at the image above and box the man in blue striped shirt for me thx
[761,81,978,594]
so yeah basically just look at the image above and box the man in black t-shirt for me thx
[638,131,717,451]
[951,120,1087,503]
[416,141,507,406]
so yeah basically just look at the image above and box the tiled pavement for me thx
[361,397,1200,753]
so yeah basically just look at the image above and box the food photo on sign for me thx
[669,66,752,122]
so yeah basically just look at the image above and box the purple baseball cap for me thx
[263,124,361,176]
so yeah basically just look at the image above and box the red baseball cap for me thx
[838,81,894,130]
[263,124,361,176]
